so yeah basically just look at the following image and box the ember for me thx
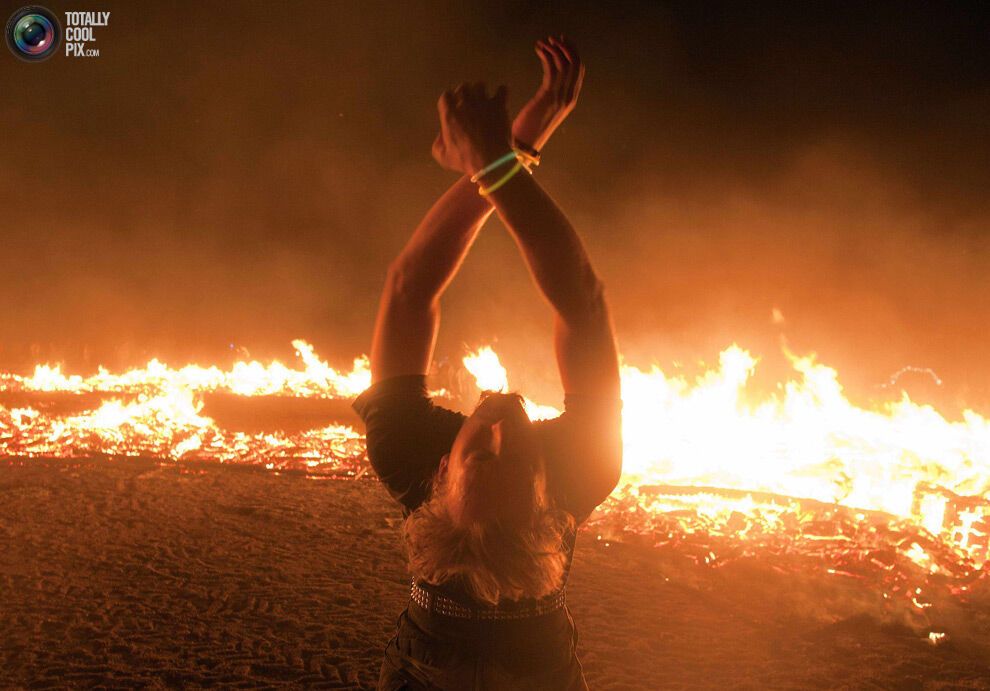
[1,340,987,621]
[0,340,371,474]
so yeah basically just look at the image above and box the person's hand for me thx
[432,82,513,177]
[511,35,585,152]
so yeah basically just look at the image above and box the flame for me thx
[462,346,507,392]
[456,341,990,617]
[462,346,561,421]
[462,344,988,536]
[1,340,370,471]
[16,339,369,398]
[2,338,988,618]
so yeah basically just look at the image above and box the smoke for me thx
[0,1,987,410]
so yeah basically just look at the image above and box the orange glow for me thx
[2,339,988,615]
[0,340,370,471]
[462,342,990,618]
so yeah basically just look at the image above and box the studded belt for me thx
[410,580,566,621]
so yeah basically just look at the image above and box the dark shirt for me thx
[353,374,621,684]
[352,374,622,525]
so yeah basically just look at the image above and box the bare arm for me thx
[486,173,620,400]
[432,39,619,400]
[370,38,586,383]
[369,176,493,382]
[489,170,623,506]
[489,170,623,505]
[431,42,621,498]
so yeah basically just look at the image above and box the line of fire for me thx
[2,337,987,639]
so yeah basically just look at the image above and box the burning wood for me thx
[1,339,988,621]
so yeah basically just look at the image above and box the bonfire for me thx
[2,339,987,639]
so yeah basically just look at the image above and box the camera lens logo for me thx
[6,6,61,62]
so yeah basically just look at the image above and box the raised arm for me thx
[431,41,619,401]
[370,37,586,383]
[369,173,491,382]
[488,172,620,400]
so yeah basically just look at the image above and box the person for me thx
[352,36,622,690]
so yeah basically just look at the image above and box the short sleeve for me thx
[535,393,623,523]
[352,375,467,514]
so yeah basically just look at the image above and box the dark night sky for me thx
[2,1,988,411]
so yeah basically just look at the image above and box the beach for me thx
[2,460,988,689]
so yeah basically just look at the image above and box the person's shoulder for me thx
[537,391,622,518]
[352,374,429,418]
[532,392,621,430]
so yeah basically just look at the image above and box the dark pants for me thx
[377,604,589,691]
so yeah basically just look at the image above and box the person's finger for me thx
[567,62,585,102]
[556,35,580,66]
[562,59,583,97]
[542,38,567,74]
[534,45,555,89]
[536,45,555,76]
[548,35,574,64]
[550,37,580,99]
[535,42,552,69]
[547,36,573,66]
[536,40,559,74]
[554,37,582,95]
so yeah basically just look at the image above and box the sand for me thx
[1,459,989,690]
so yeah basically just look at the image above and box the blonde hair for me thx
[403,474,575,605]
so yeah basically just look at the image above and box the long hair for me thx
[403,470,575,605]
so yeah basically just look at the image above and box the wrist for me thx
[476,157,529,198]
[467,141,513,177]
[511,122,551,153]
